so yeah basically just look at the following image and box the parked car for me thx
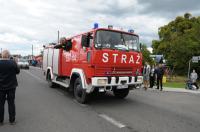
[17,59,29,69]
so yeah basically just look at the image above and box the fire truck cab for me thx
[43,26,143,103]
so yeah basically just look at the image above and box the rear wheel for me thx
[47,72,56,88]
[113,88,129,99]
[74,77,88,104]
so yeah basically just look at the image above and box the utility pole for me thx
[32,44,33,60]
[57,30,60,44]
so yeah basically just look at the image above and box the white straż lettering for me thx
[121,54,127,63]
[102,53,109,63]
[129,55,134,64]
[113,54,118,63]
[136,54,140,64]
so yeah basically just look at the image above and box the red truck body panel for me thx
[44,28,143,81]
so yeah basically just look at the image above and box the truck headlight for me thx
[97,79,107,85]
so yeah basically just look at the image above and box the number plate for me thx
[137,78,142,82]
[117,85,128,89]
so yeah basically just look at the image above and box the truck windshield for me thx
[95,30,140,51]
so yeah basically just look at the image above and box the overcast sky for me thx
[0,0,200,56]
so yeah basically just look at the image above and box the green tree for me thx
[152,13,200,75]
[141,44,153,65]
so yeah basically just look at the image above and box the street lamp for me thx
[188,59,192,79]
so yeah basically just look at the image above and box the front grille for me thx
[95,67,133,76]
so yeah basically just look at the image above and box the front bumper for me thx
[91,76,143,87]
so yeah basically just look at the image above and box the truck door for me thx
[60,39,73,76]
[70,36,81,66]
[79,32,93,65]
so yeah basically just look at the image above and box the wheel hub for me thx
[76,84,83,97]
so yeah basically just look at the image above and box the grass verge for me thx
[163,82,185,88]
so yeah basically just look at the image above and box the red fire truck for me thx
[43,25,143,103]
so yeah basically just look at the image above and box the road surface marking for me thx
[99,114,126,128]
[23,70,45,83]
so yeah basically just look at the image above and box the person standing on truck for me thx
[190,69,199,90]
[0,50,20,125]
[155,64,164,91]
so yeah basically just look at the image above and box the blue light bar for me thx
[94,23,99,29]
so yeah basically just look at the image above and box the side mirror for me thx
[82,34,91,47]
[88,33,93,39]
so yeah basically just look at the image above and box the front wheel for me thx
[47,72,56,88]
[74,78,88,104]
[113,88,129,99]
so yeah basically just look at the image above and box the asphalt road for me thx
[1,67,200,132]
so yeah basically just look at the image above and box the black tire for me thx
[74,77,88,104]
[47,72,56,88]
[113,88,129,99]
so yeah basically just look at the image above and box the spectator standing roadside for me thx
[143,62,150,90]
[190,69,199,90]
[0,50,20,126]
[155,64,164,91]
[149,65,155,88]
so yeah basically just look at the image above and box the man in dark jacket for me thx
[0,50,20,125]
[149,65,155,88]
[155,64,164,91]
